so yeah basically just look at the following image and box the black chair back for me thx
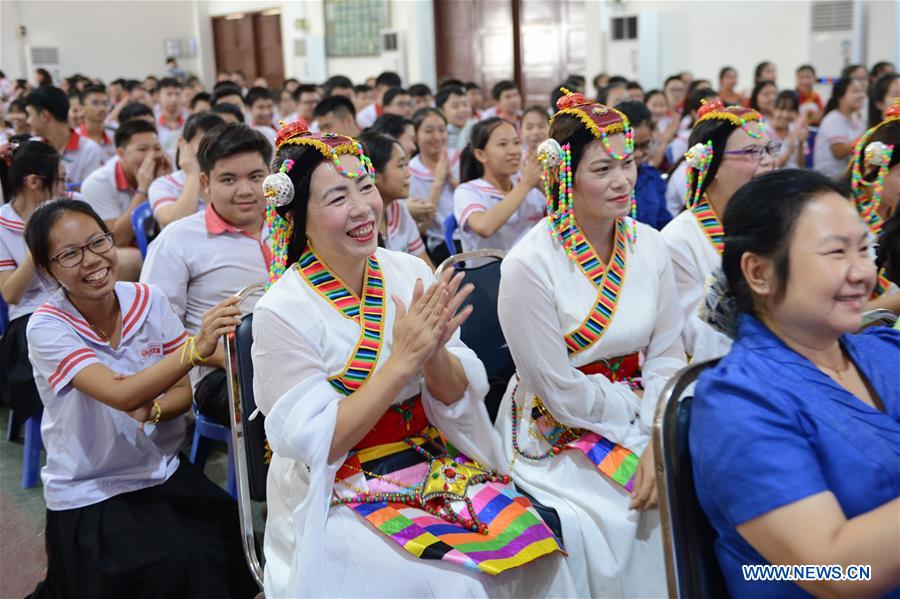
[653,359,729,598]
[437,250,513,422]
[234,313,268,502]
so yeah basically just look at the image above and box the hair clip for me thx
[864,141,892,167]
[537,138,563,169]
[263,164,295,207]
[685,142,712,169]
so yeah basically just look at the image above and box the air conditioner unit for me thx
[379,30,406,83]
[27,46,61,83]
[606,16,639,80]
[808,0,857,79]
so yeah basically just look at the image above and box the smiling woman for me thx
[19,198,258,597]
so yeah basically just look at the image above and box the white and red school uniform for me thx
[80,158,137,221]
[251,124,277,151]
[138,205,271,386]
[147,170,204,222]
[383,200,424,256]
[356,103,383,129]
[156,113,185,161]
[453,177,545,252]
[77,123,117,163]
[58,129,104,192]
[408,150,461,252]
[0,203,49,320]
[26,282,188,510]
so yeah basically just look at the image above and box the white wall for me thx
[1,0,200,83]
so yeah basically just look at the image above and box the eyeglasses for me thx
[50,233,115,268]
[723,141,782,161]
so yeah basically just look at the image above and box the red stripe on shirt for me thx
[122,283,149,337]
[0,259,17,269]
[49,348,97,389]
[0,216,25,231]
[163,331,189,354]
[33,306,105,343]
[459,203,489,228]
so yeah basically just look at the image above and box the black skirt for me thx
[29,458,259,599]
[0,313,43,426]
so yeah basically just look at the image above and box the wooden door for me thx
[518,0,585,108]
[212,15,257,80]
[253,14,285,87]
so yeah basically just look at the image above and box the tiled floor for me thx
[0,407,234,598]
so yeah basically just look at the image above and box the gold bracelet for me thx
[150,399,162,425]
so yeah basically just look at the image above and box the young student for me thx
[814,78,867,178]
[465,82,484,118]
[117,101,156,126]
[25,86,104,192]
[322,74,355,99]
[190,91,212,114]
[626,81,645,102]
[313,95,361,137]
[276,86,296,123]
[691,170,900,599]
[718,66,746,106]
[436,85,475,150]
[211,83,245,112]
[453,117,544,252]
[0,142,65,433]
[749,80,778,120]
[253,124,571,597]
[358,131,432,266]
[482,80,522,125]
[616,100,672,230]
[795,64,824,125]
[211,102,244,124]
[21,198,258,598]
[67,89,84,130]
[495,93,687,597]
[408,83,434,109]
[663,74,687,116]
[768,91,809,168]
[408,107,460,262]
[754,60,777,84]
[6,98,32,138]
[369,113,417,157]
[77,85,115,162]
[869,74,900,128]
[245,86,277,148]
[357,71,403,128]
[520,104,550,163]
[381,87,415,119]
[292,84,321,125]
[139,123,272,427]
[155,77,186,158]
[352,83,374,113]
[147,112,225,227]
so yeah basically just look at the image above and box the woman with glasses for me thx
[1,141,66,433]
[661,101,776,363]
[20,198,258,597]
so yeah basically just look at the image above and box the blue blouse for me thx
[634,163,672,231]
[690,314,900,598]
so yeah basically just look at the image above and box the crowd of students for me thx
[0,56,898,598]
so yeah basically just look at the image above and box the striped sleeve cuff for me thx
[49,348,100,393]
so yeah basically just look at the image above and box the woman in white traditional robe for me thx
[660,100,776,363]
[494,92,687,598]
[252,123,574,598]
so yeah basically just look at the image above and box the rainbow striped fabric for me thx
[561,218,628,355]
[336,430,564,574]
[691,195,725,255]
[297,248,385,394]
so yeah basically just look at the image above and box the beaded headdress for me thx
[683,99,765,208]
[263,121,376,288]
[849,98,899,226]
[538,88,636,256]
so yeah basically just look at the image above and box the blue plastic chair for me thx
[0,294,8,335]
[131,202,155,258]
[189,408,237,498]
[442,214,458,256]
[21,411,43,488]
[805,128,818,169]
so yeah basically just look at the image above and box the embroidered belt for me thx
[513,353,642,491]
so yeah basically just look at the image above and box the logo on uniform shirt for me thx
[141,343,163,358]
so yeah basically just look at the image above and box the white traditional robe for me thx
[495,218,686,597]
[661,209,734,362]
[253,248,576,598]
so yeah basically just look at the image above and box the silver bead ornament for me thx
[685,142,711,169]
[537,138,563,169]
[864,141,890,167]
[263,172,294,207]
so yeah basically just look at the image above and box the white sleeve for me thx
[151,285,189,355]
[148,175,177,214]
[0,234,16,271]
[453,183,488,231]
[662,227,706,357]
[81,173,121,221]
[80,143,105,183]
[497,256,643,444]
[27,316,101,394]
[139,232,190,326]
[397,201,424,256]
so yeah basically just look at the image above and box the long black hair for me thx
[459,117,509,183]
[1,140,60,201]
[824,77,856,115]
[869,73,900,128]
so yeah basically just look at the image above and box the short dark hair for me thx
[375,71,402,89]
[292,84,319,101]
[358,131,401,172]
[211,102,245,123]
[111,78,127,87]
[25,199,110,272]
[597,82,626,105]
[158,77,182,90]
[607,75,629,86]
[871,61,895,79]
[796,64,816,76]
[313,95,356,119]
[196,123,272,174]
[352,84,372,95]
[614,100,651,128]
[0,140,59,199]
[464,82,481,91]
[25,86,69,122]
[718,66,736,82]
[245,86,273,108]
[491,80,517,101]
[323,75,353,97]
[190,92,212,109]
[124,80,143,92]
[663,75,683,90]
[382,87,410,107]
[749,80,777,111]
[370,113,414,139]
[439,78,465,89]
[412,107,447,134]
[80,84,107,102]
[118,102,154,124]
[114,119,158,148]
[183,112,225,143]
[435,86,466,109]
[408,83,432,98]
[774,90,799,112]
[522,105,549,121]
[211,84,244,105]
[8,98,27,114]
[722,169,846,314]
